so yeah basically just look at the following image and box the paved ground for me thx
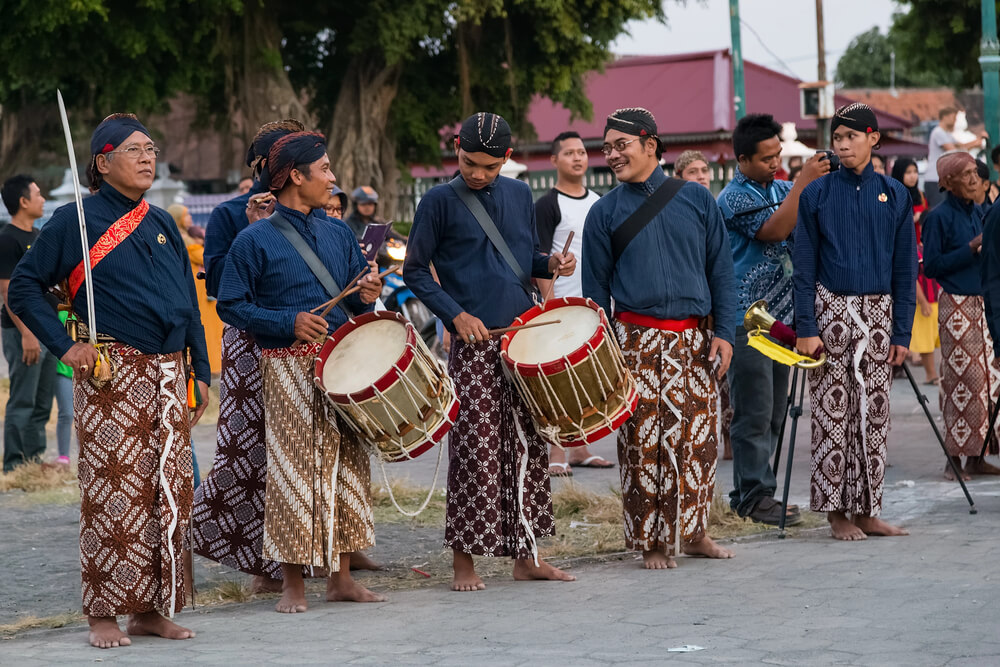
[3,371,1000,665]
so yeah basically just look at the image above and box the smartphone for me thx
[360,223,392,262]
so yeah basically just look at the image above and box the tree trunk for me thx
[328,58,403,220]
[456,23,474,118]
[0,103,57,176]
[221,1,313,167]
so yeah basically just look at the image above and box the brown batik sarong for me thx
[809,284,893,516]
[613,321,719,554]
[445,338,554,560]
[76,344,193,617]
[938,292,1000,456]
[191,326,312,579]
[260,344,374,570]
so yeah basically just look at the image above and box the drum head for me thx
[506,305,600,365]
[323,318,408,395]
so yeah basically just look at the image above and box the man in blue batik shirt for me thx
[717,114,828,526]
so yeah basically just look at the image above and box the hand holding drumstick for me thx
[542,232,576,302]
[246,192,276,224]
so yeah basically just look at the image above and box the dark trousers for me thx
[2,326,57,471]
[728,325,790,516]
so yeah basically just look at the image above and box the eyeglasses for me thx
[327,206,343,216]
[600,138,638,156]
[107,145,160,160]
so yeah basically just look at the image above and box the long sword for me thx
[56,90,97,345]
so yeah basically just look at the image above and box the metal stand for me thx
[899,362,976,514]
[977,396,1000,459]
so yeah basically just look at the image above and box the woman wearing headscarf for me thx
[922,151,1000,480]
[892,158,939,385]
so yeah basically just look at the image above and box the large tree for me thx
[884,1,987,89]
[835,26,951,88]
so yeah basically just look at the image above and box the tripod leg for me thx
[977,395,1000,459]
[778,369,807,536]
[901,362,976,513]
[772,367,799,478]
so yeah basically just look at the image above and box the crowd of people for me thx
[2,99,1000,650]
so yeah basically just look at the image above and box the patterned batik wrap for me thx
[938,292,1000,456]
[444,338,555,560]
[260,345,374,571]
[613,321,719,555]
[808,284,892,516]
[76,344,192,618]
[192,326,317,579]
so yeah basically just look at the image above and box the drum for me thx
[500,297,638,446]
[315,311,459,462]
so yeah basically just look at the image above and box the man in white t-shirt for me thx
[534,131,612,475]
[925,106,987,209]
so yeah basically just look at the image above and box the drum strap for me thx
[448,176,537,299]
[266,211,353,316]
[610,177,685,266]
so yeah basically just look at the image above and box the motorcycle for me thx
[380,240,446,361]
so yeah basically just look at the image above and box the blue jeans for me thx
[54,374,74,458]
[2,326,57,471]
[191,440,201,491]
[728,325,790,516]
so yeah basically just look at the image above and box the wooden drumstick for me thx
[542,231,574,302]
[313,265,399,318]
[487,319,561,336]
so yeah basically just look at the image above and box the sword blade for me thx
[56,90,97,344]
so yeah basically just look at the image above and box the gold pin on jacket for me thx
[878,193,888,203]
[157,233,167,244]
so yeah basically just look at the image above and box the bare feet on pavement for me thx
[252,575,283,594]
[682,535,734,559]
[828,511,867,540]
[641,549,677,569]
[126,611,195,640]
[945,456,972,481]
[349,551,382,571]
[452,550,485,591]
[965,456,1000,476]
[326,578,386,602]
[275,564,308,613]
[512,558,576,582]
[854,515,908,536]
[88,616,131,649]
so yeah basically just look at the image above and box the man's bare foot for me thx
[275,563,307,613]
[682,535,734,559]
[965,456,1000,476]
[854,515,908,536]
[944,456,972,481]
[125,611,195,640]
[452,550,485,591]
[88,616,131,649]
[828,511,867,541]
[251,575,283,594]
[326,554,386,602]
[512,558,576,582]
[349,551,382,571]
[641,550,677,569]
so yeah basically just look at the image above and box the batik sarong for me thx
[76,344,192,617]
[445,338,554,559]
[809,284,892,516]
[260,344,374,570]
[614,321,719,554]
[938,292,1000,456]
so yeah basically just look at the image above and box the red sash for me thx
[68,200,149,299]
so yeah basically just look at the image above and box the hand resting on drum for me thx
[295,312,330,342]
[547,251,576,277]
[453,312,490,345]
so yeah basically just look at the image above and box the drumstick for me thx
[487,319,561,336]
[542,231,574,302]
[313,265,400,318]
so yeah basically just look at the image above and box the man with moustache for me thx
[582,107,737,569]
[9,113,210,648]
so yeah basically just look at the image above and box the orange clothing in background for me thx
[189,243,224,373]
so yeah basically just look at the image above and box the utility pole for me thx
[815,0,829,149]
[729,0,746,120]
[981,0,1000,179]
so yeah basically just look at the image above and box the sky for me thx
[612,0,903,82]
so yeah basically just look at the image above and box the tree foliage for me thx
[835,27,952,88]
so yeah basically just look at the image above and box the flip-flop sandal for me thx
[570,455,615,469]
[748,497,802,526]
[548,462,573,477]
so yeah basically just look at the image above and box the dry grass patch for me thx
[0,461,79,505]
[0,612,84,638]
[197,579,254,606]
